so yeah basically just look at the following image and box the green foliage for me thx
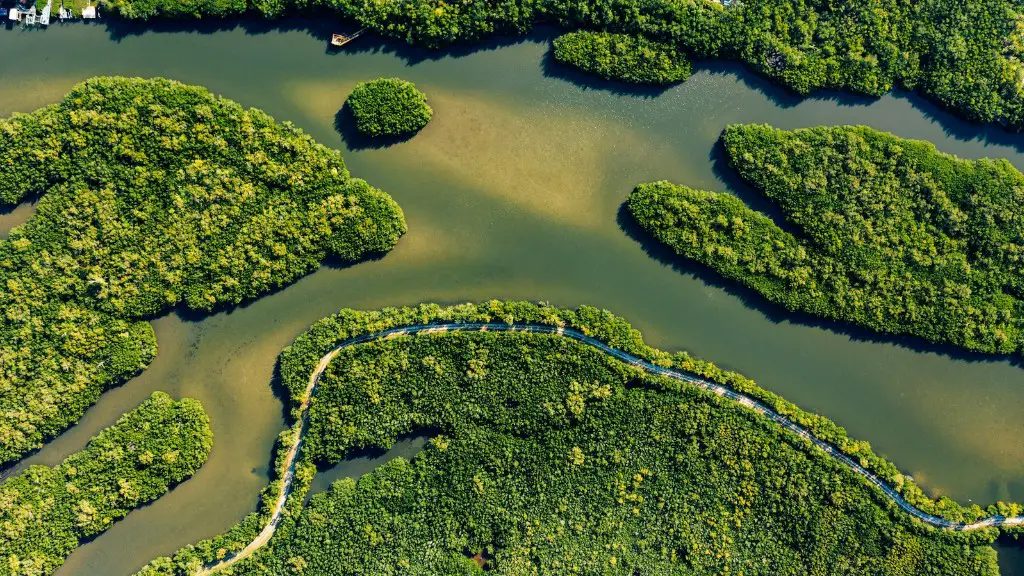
[629,124,1024,355]
[136,302,1013,576]
[323,0,1022,129]
[88,0,1024,128]
[0,392,212,576]
[0,76,406,466]
[552,30,691,84]
[243,331,997,575]
[346,78,434,137]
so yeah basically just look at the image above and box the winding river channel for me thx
[3,19,1024,575]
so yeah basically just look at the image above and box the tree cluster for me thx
[629,124,1024,355]
[95,0,1024,129]
[0,76,407,466]
[242,331,997,574]
[552,30,692,84]
[0,392,212,576]
[135,302,1015,576]
[346,78,434,137]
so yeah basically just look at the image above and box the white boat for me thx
[81,4,96,17]
[39,0,51,25]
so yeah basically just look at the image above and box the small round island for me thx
[346,77,433,138]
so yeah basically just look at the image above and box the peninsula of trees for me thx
[0,392,212,576]
[628,124,1024,355]
[136,302,1013,576]
[0,76,407,466]
[97,0,1024,131]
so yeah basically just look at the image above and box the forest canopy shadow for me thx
[333,103,418,151]
[101,13,338,42]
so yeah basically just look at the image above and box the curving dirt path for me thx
[197,322,1024,574]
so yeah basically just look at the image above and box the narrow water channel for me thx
[2,20,1024,575]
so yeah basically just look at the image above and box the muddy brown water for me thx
[2,20,1024,574]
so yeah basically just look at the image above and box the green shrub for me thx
[628,124,1024,355]
[0,77,406,466]
[346,78,434,137]
[0,392,212,576]
[553,30,692,84]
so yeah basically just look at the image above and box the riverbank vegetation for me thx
[0,76,406,466]
[346,78,433,137]
[135,302,1020,576]
[96,0,1024,130]
[0,392,212,576]
[629,124,1024,355]
[552,31,691,84]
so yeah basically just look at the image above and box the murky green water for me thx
[2,20,1024,575]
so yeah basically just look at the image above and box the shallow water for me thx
[307,435,430,499]
[1,20,1024,575]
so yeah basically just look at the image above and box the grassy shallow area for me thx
[136,302,1018,576]
[628,124,1024,356]
[0,392,212,576]
[0,77,406,467]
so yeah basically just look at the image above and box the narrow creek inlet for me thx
[2,20,1024,575]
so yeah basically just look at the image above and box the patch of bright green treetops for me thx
[553,31,691,85]
[1,392,212,576]
[346,78,433,137]
[136,302,1022,576]
[95,0,1024,130]
[629,124,1024,355]
[0,76,406,466]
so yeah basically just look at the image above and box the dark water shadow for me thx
[101,13,338,43]
[696,61,1024,153]
[539,45,674,99]
[0,193,40,215]
[305,429,436,500]
[892,88,1024,154]
[333,102,418,151]
[267,355,294,423]
[329,24,551,66]
[616,201,1024,371]
[696,60,877,111]
[706,137,799,235]
[998,533,1024,576]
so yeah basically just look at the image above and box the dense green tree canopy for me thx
[233,331,996,574]
[0,392,212,576]
[0,76,406,466]
[346,78,434,137]
[553,30,692,84]
[628,124,1024,355]
[97,0,1024,129]
[135,302,1014,576]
